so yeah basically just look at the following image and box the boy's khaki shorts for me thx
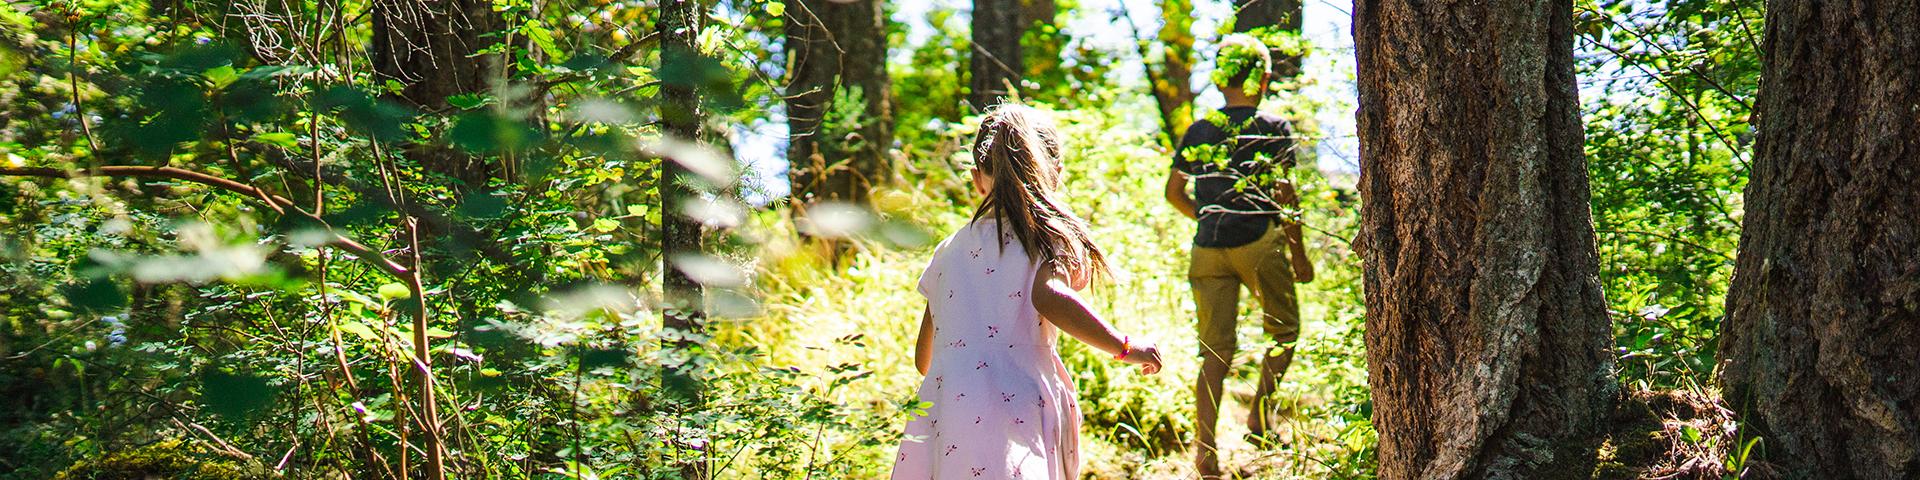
[1189,224,1300,366]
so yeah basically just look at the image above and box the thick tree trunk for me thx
[969,0,1023,108]
[1717,2,1920,478]
[1353,0,1616,477]
[370,0,502,189]
[784,0,893,206]
[1231,0,1302,79]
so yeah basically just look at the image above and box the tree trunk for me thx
[1717,2,1920,477]
[370,0,503,189]
[657,0,709,476]
[1231,0,1303,79]
[969,0,1023,108]
[784,0,893,206]
[1353,0,1617,477]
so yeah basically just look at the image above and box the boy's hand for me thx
[1123,342,1164,375]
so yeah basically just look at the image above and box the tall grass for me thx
[723,102,1377,478]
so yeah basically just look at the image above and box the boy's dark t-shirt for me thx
[1171,106,1297,248]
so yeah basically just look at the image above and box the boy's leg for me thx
[1189,246,1240,478]
[1234,226,1300,438]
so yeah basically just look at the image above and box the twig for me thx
[0,165,412,279]
[1578,36,1750,167]
[67,11,101,154]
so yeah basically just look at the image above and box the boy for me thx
[1163,34,1314,477]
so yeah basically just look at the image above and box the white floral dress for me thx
[891,219,1082,479]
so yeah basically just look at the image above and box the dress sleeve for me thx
[916,258,935,298]
[916,234,955,298]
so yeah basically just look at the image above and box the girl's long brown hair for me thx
[970,104,1109,283]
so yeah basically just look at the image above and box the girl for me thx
[891,105,1164,479]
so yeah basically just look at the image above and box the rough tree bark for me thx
[656,1,709,476]
[1717,2,1920,478]
[784,0,893,206]
[969,0,1023,108]
[1353,0,1617,477]
[1231,0,1302,79]
[370,0,503,189]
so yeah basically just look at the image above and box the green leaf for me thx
[338,321,378,341]
[251,132,299,148]
[590,218,620,233]
[200,369,275,418]
[203,65,238,88]
[60,279,126,315]
[766,1,786,17]
[577,348,628,370]
[523,22,567,63]
[457,191,510,219]
[446,93,488,110]
[449,112,541,153]
[378,282,412,300]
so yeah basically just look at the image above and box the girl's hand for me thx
[1122,341,1164,375]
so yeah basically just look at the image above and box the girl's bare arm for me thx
[914,306,934,375]
[1030,264,1162,373]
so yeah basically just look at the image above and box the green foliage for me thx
[1577,0,1759,390]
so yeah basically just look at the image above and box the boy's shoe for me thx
[1196,450,1224,479]
[1244,415,1290,449]
[1244,430,1283,450]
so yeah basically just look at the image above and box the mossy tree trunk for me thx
[1717,1,1920,477]
[1353,0,1618,476]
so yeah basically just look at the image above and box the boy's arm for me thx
[1165,171,1198,220]
[1278,174,1314,283]
[914,306,933,375]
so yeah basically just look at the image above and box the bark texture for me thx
[784,0,893,206]
[1231,0,1303,79]
[969,0,1023,108]
[370,0,503,189]
[1717,2,1920,478]
[1353,0,1617,477]
[657,5,708,458]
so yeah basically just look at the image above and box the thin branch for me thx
[67,12,101,154]
[1579,36,1750,168]
[1596,228,1734,261]
[0,165,411,279]
[1581,6,1754,113]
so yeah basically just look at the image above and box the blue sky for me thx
[733,0,1362,203]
